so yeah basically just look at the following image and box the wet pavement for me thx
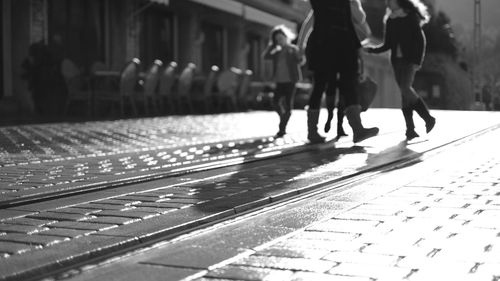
[0,109,499,281]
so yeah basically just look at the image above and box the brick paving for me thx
[0,109,499,280]
[0,112,313,205]
[189,126,500,281]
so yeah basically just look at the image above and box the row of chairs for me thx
[63,58,255,118]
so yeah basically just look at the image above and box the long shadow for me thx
[184,137,421,214]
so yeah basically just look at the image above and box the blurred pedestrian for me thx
[262,25,302,138]
[482,84,492,111]
[366,0,435,141]
[297,0,379,143]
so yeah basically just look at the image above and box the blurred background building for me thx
[0,0,483,120]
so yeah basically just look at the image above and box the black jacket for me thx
[369,12,426,66]
[307,0,360,72]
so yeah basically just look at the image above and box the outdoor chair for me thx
[214,67,242,112]
[135,59,162,116]
[93,58,140,117]
[62,58,92,116]
[237,69,253,110]
[190,65,220,113]
[158,61,178,114]
[174,63,196,114]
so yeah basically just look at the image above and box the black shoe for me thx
[405,129,419,141]
[275,131,286,138]
[425,117,436,133]
[324,120,332,133]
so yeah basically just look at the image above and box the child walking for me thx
[262,25,302,138]
[367,0,435,140]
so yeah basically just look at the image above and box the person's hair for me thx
[270,25,295,45]
[398,0,430,25]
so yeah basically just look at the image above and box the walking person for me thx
[324,84,347,138]
[262,25,303,138]
[366,0,435,141]
[297,0,379,143]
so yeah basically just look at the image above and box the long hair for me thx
[398,0,430,25]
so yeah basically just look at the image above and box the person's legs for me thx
[274,83,286,137]
[395,59,435,136]
[277,83,296,137]
[336,93,347,137]
[393,60,419,140]
[324,73,337,133]
[307,72,328,143]
[339,60,379,143]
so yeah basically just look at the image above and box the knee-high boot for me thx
[413,98,436,133]
[402,107,419,140]
[345,105,379,143]
[336,108,347,137]
[307,109,325,143]
[277,112,291,137]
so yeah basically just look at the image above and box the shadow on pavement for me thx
[189,138,415,214]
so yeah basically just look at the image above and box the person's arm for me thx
[297,10,313,52]
[366,20,392,54]
[262,43,281,60]
[350,0,366,25]
[411,15,426,65]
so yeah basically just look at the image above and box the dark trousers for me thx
[274,82,296,132]
[308,68,357,110]
[392,58,420,108]
[274,82,296,115]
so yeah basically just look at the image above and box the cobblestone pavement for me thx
[1,109,498,206]
[64,119,500,281]
[0,109,499,281]
[0,111,313,205]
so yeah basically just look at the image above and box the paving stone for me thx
[337,262,413,280]
[233,255,338,273]
[0,233,69,246]
[47,221,118,231]
[0,241,34,255]
[322,251,400,267]
[26,212,91,222]
[93,210,159,219]
[0,224,48,234]
[307,218,382,234]
[2,217,53,226]
[0,209,38,221]
[255,247,330,260]
[85,216,141,225]
[204,265,294,281]
[38,228,96,238]
[290,271,372,281]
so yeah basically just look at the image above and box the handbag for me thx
[356,55,377,112]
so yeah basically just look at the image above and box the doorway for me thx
[0,2,4,99]
[48,0,106,73]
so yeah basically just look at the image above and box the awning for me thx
[187,0,297,31]
[243,6,296,31]
[149,0,170,5]
[189,0,244,17]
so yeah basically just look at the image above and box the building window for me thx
[0,5,3,99]
[201,22,224,73]
[246,32,262,77]
[48,0,106,73]
[140,7,175,67]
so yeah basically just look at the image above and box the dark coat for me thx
[306,0,361,73]
[369,13,426,66]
